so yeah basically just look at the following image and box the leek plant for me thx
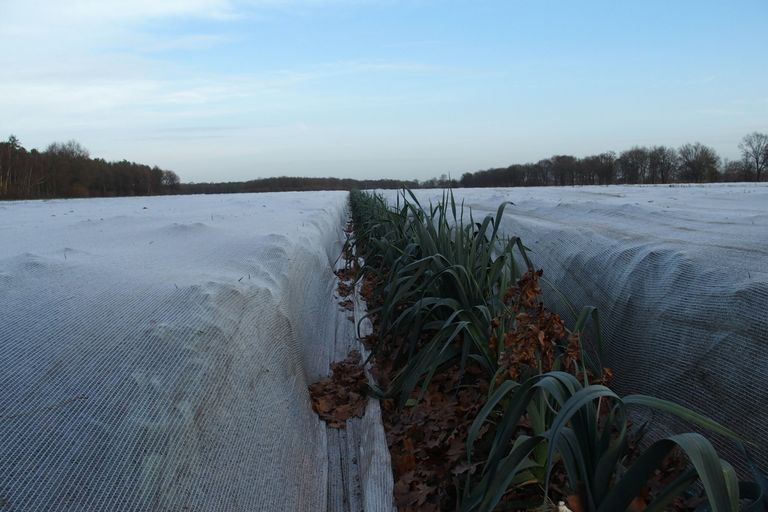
[348,189,764,511]
[463,372,763,512]
[351,188,533,404]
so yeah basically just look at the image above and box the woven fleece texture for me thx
[401,184,768,474]
[0,192,350,511]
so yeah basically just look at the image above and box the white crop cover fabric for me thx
[0,192,351,511]
[395,184,768,473]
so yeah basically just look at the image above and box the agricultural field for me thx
[0,192,359,510]
[357,184,767,510]
[1,184,766,511]
[391,183,768,466]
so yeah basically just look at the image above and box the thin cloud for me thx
[0,0,239,27]
[134,34,240,53]
[381,40,448,49]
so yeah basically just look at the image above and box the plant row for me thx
[348,189,764,512]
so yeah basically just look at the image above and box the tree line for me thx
[0,136,180,200]
[2,132,766,200]
[179,176,419,195]
[457,133,768,188]
[0,135,418,200]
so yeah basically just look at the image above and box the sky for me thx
[1,0,766,182]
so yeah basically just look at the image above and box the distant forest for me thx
[0,135,414,200]
[457,133,767,188]
[0,137,181,199]
[179,177,418,195]
[1,132,766,200]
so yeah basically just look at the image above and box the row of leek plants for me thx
[348,188,764,512]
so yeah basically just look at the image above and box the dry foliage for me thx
[496,270,571,379]
[384,365,489,511]
[334,267,357,282]
[308,351,369,429]
[337,280,354,297]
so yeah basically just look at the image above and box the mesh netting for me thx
[400,184,768,474]
[0,192,350,510]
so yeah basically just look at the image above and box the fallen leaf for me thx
[307,351,368,429]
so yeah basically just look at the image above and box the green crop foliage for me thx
[350,188,533,404]
[348,188,764,511]
[463,372,763,512]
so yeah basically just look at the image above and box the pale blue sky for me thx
[1,0,766,182]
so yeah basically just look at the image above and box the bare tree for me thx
[738,132,768,182]
[536,158,552,186]
[581,152,616,185]
[161,170,181,191]
[550,155,578,186]
[722,159,749,182]
[46,140,90,159]
[618,147,649,184]
[678,142,720,183]
[648,146,677,183]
